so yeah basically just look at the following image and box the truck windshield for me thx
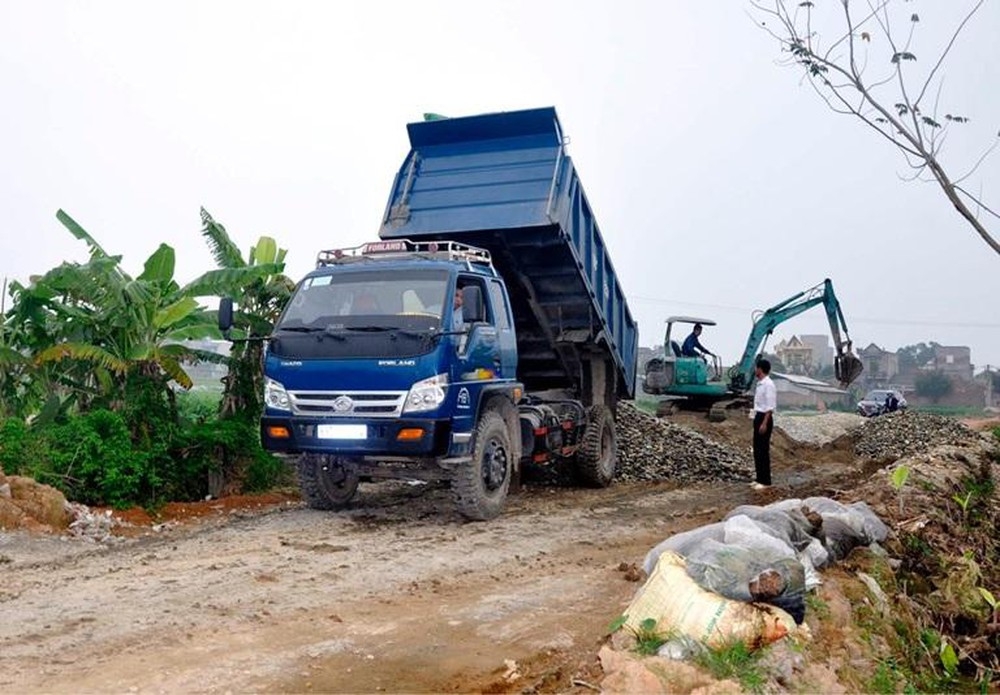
[278,269,449,332]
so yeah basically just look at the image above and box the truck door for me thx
[488,279,517,378]
[452,277,502,430]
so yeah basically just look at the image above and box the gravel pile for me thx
[774,412,864,446]
[854,410,984,460]
[616,402,752,483]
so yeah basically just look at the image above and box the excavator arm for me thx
[727,279,863,394]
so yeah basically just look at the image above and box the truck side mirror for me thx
[462,285,484,323]
[218,297,234,332]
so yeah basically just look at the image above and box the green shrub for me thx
[43,410,153,507]
[174,418,289,495]
[1,410,287,508]
[176,390,222,426]
[244,447,291,492]
[1,410,151,507]
[0,418,49,476]
[61,409,151,507]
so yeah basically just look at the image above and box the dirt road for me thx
[0,417,863,693]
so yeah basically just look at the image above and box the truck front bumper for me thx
[261,416,456,457]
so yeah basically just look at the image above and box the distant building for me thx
[975,366,997,410]
[774,336,813,375]
[930,345,973,381]
[799,334,834,369]
[859,343,899,389]
[771,372,850,409]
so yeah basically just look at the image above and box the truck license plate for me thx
[316,424,367,440]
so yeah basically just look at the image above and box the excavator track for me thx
[707,397,751,423]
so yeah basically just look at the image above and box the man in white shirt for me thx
[752,358,777,489]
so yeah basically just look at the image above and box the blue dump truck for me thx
[222,107,638,520]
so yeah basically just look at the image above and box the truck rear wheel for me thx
[297,454,360,510]
[576,405,617,487]
[453,410,512,521]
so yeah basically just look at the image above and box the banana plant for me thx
[5,211,224,426]
[183,208,295,421]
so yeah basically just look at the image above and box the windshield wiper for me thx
[346,325,429,340]
[278,325,345,341]
[280,325,324,333]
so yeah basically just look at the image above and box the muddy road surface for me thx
[0,418,863,693]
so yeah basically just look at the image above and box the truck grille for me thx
[289,390,407,418]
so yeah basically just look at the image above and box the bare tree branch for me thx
[914,0,985,109]
[955,139,1000,185]
[751,0,1000,258]
[955,185,1000,223]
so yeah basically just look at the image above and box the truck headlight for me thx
[402,373,448,414]
[264,377,292,412]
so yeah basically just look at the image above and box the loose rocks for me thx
[615,402,752,483]
[67,503,123,544]
[774,412,863,446]
[854,410,985,460]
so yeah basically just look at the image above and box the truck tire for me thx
[297,454,360,510]
[576,404,617,487]
[453,409,512,521]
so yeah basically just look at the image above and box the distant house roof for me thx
[860,343,888,355]
[771,371,848,395]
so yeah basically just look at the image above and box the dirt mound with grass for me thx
[796,430,1000,692]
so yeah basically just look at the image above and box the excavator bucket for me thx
[835,352,864,388]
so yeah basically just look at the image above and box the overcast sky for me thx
[2,1,998,370]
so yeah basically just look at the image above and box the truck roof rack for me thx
[316,239,495,271]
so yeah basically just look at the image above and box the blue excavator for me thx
[642,279,864,420]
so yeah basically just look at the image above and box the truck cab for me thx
[261,240,517,462]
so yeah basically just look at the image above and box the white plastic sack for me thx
[721,514,798,560]
[621,551,796,649]
[725,504,819,552]
[642,522,726,575]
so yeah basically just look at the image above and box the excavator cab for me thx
[643,317,722,393]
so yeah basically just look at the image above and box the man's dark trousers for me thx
[752,411,773,485]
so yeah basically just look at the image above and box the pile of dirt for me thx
[815,430,1000,690]
[854,410,987,460]
[615,402,753,483]
[0,472,70,531]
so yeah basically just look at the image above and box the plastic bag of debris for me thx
[642,515,808,623]
[768,497,888,562]
[620,550,797,649]
[642,522,726,575]
[683,515,807,623]
[724,504,822,553]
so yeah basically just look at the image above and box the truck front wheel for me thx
[297,454,360,510]
[576,405,617,487]
[453,410,512,521]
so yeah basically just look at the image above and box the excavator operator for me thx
[681,323,714,359]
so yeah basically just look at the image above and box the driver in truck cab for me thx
[452,286,465,331]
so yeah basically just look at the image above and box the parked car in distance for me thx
[857,389,907,417]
